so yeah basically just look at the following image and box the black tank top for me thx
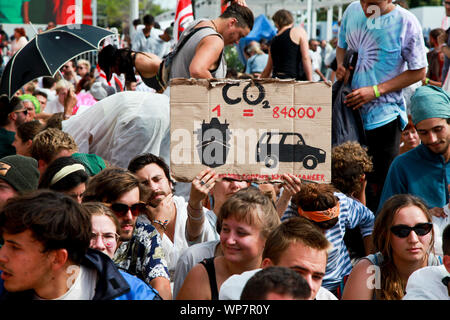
[270,28,306,80]
[199,257,219,300]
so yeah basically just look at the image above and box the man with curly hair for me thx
[332,141,374,262]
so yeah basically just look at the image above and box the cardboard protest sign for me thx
[170,79,331,183]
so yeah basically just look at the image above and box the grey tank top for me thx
[170,19,227,79]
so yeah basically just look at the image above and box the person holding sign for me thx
[176,187,280,300]
[127,153,219,278]
[282,182,375,298]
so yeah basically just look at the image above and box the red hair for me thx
[403,114,414,131]
[14,28,26,37]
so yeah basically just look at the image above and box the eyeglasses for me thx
[90,232,119,248]
[110,202,146,217]
[390,222,433,238]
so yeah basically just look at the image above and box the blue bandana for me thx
[410,85,450,125]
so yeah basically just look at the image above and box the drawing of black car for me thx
[256,132,326,169]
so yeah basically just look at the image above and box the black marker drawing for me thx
[194,117,232,168]
[256,132,326,169]
[222,81,271,109]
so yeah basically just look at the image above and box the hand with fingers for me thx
[64,88,77,118]
[336,64,353,84]
[281,173,302,198]
[430,206,447,218]
[344,86,376,110]
[189,168,218,212]
[148,193,174,232]
[275,174,302,218]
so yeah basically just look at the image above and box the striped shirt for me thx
[282,192,375,290]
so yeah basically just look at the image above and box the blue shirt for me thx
[378,144,450,213]
[282,192,375,290]
[245,53,269,74]
[338,1,427,130]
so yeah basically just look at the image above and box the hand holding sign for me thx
[280,173,302,197]
[189,168,218,207]
[275,173,302,218]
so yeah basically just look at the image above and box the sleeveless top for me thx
[270,28,306,80]
[199,257,219,300]
[170,19,227,79]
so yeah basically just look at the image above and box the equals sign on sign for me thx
[243,109,254,117]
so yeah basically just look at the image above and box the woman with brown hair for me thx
[399,114,420,155]
[11,27,27,55]
[342,194,442,300]
[176,187,280,300]
[260,9,312,80]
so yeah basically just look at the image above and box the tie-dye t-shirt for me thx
[338,1,427,130]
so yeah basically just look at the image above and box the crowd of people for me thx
[0,0,449,301]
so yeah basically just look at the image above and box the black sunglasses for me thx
[390,222,433,238]
[110,202,146,217]
[14,108,28,115]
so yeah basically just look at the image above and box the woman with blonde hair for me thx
[176,187,280,300]
[342,194,442,300]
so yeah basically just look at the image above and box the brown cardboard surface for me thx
[170,79,331,183]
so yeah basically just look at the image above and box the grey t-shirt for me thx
[170,19,227,80]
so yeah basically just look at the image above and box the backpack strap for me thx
[169,25,216,58]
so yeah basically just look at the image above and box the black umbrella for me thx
[0,24,114,99]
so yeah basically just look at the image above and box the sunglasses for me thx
[390,222,433,238]
[110,202,146,217]
[14,109,28,115]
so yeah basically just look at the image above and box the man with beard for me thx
[378,85,450,217]
[0,95,29,158]
[127,153,220,277]
[82,167,172,299]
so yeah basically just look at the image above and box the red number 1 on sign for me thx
[212,105,221,117]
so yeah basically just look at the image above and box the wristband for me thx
[188,210,204,221]
[425,78,430,85]
[188,202,203,213]
[153,219,168,231]
[373,85,381,98]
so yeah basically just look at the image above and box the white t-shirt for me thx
[309,49,322,82]
[161,195,218,273]
[403,265,450,300]
[34,265,97,300]
[432,207,450,257]
[152,37,174,58]
[219,268,338,300]
[45,98,64,114]
[172,240,220,299]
